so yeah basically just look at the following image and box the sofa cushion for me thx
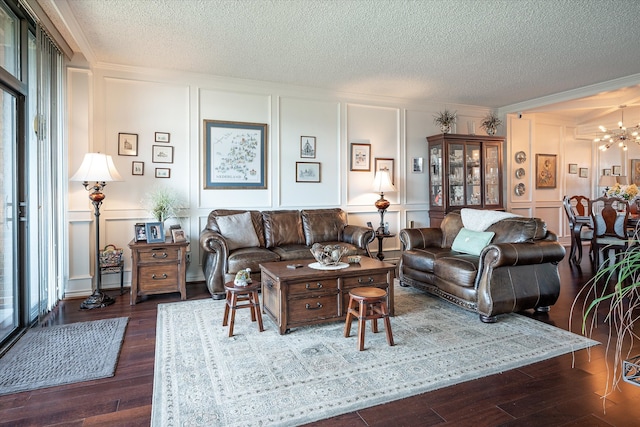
[215,212,260,250]
[401,247,454,273]
[262,210,305,248]
[301,209,346,246]
[227,247,281,275]
[451,228,495,256]
[434,255,479,288]
[486,217,542,243]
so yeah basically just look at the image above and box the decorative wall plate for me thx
[515,151,527,163]
[514,183,526,196]
[515,168,525,179]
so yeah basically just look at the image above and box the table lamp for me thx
[598,175,617,196]
[372,169,396,235]
[70,152,123,309]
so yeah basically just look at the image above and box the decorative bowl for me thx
[310,243,348,266]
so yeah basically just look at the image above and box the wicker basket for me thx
[99,244,123,273]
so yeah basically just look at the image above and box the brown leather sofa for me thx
[398,210,566,322]
[200,208,375,299]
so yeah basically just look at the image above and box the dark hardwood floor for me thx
[2,252,640,426]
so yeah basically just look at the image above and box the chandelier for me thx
[595,105,640,151]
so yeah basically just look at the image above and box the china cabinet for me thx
[427,133,504,227]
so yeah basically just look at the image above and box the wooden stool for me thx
[343,287,393,351]
[222,282,264,337]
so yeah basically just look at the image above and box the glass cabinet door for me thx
[429,144,443,206]
[465,143,481,205]
[484,144,500,205]
[448,143,465,206]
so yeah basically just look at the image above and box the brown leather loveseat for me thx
[200,208,375,299]
[398,210,566,322]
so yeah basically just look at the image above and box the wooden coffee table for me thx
[260,257,395,334]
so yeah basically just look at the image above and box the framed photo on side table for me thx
[203,120,268,189]
[145,222,164,243]
[134,223,147,242]
[118,133,138,156]
[171,228,187,243]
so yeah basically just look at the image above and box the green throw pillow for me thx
[451,227,495,256]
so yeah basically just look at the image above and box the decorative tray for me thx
[308,262,350,270]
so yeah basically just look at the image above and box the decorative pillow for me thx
[451,227,495,256]
[215,212,260,250]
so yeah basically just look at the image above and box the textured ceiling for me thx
[41,0,640,117]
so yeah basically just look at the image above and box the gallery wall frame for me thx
[203,119,268,189]
[155,132,170,143]
[612,165,622,175]
[579,167,588,178]
[568,163,578,174]
[535,153,556,188]
[295,162,321,182]
[155,168,171,178]
[603,168,611,176]
[350,142,371,171]
[300,136,316,158]
[152,145,174,163]
[412,157,424,173]
[118,132,138,156]
[374,157,395,184]
[132,161,144,176]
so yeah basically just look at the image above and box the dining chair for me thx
[563,195,593,265]
[589,195,631,271]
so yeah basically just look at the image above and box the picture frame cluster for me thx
[296,135,320,183]
[134,222,187,244]
[119,131,174,178]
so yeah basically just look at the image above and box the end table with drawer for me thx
[128,238,189,305]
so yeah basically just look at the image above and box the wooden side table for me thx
[374,233,395,261]
[128,238,189,305]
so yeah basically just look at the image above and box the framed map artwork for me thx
[203,120,268,189]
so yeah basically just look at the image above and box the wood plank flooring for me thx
[1,254,640,426]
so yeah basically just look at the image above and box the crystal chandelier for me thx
[595,105,640,151]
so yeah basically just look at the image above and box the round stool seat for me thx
[344,286,393,351]
[222,281,264,337]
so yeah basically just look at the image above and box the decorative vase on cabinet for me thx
[427,133,505,227]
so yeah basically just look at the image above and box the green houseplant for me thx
[433,109,456,134]
[480,113,502,136]
[142,187,185,223]
[572,221,640,399]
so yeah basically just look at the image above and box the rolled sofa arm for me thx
[199,229,229,296]
[342,225,375,256]
[480,239,566,269]
[399,228,443,251]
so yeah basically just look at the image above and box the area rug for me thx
[0,317,128,396]
[152,286,599,426]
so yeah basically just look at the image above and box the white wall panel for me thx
[405,109,430,206]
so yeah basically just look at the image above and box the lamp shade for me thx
[618,175,629,185]
[373,169,396,193]
[70,153,123,182]
[598,175,617,187]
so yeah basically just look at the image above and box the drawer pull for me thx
[152,273,168,280]
[305,282,323,290]
[152,252,168,259]
[305,302,323,310]
[358,277,374,284]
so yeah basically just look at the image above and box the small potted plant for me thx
[433,109,457,134]
[480,113,502,136]
[142,186,185,227]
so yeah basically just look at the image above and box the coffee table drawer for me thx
[288,294,340,323]
[288,279,337,296]
[342,273,389,287]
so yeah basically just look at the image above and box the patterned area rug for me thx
[152,286,598,426]
[0,317,128,396]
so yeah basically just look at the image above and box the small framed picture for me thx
[152,145,174,163]
[118,133,138,156]
[412,157,424,173]
[603,168,611,176]
[145,222,164,243]
[613,165,622,175]
[300,136,316,158]
[134,223,147,242]
[579,167,588,178]
[171,228,187,243]
[350,142,371,171]
[155,132,170,143]
[568,163,578,174]
[535,153,556,189]
[132,161,144,176]
[155,168,171,178]
[296,162,321,182]
[375,158,395,184]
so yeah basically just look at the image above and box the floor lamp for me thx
[70,153,123,309]
[372,169,396,235]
